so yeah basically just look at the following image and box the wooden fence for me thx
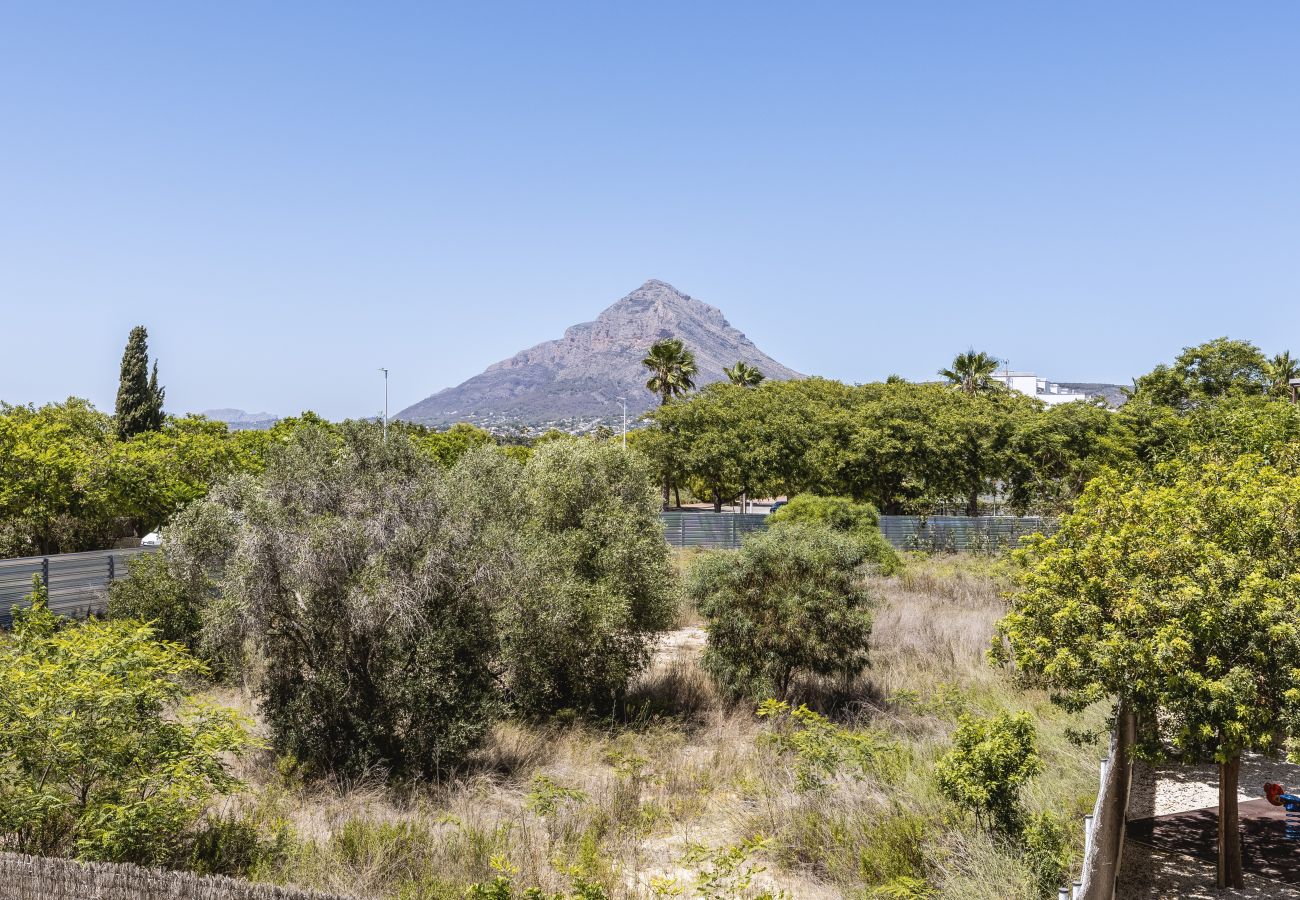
[0,852,350,900]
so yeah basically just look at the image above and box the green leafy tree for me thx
[114,326,165,439]
[723,361,765,387]
[938,349,1002,396]
[0,578,253,863]
[107,549,203,648]
[994,453,1300,888]
[1130,337,1270,410]
[0,398,117,554]
[767,494,900,574]
[690,523,874,699]
[1001,400,1136,514]
[935,711,1042,834]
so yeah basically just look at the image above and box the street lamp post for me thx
[379,368,389,441]
[617,397,627,449]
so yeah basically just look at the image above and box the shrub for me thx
[690,523,875,699]
[768,494,900,574]
[0,578,253,863]
[107,548,202,647]
[504,440,678,716]
[934,711,1042,834]
[757,700,898,791]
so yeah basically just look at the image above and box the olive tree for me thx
[177,422,508,779]
[995,454,1300,889]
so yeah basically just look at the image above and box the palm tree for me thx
[643,338,698,405]
[723,361,765,387]
[939,350,1002,396]
[643,338,697,509]
[1266,351,1299,399]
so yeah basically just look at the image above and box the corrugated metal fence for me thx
[0,514,1053,623]
[660,511,768,548]
[877,514,1053,551]
[661,511,1052,550]
[0,548,153,627]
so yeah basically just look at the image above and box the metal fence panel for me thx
[877,515,1052,550]
[660,511,1052,551]
[0,548,154,626]
[660,512,767,549]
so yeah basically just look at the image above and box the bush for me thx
[0,579,253,863]
[107,548,202,647]
[934,711,1042,834]
[690,522,875,699]
[504,440,679,716]
[768,495,900,574]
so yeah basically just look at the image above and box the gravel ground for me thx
[1128,755,1300,820]
[1118,843,1300,900]
[1119,754,1300,899]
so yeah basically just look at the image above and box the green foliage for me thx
[503,439,678,716]
[416,422,497,467]
[767,494,900,574]
[465,855,611,900]
[1019,811,1072,898]
[0,578,253,863]
[107,548,203,647]
[934,711,1042,834]
[757,700,899,791]
[995,452,1300,765]
[115,325,165,439]
[938,349,1003,396]
[525,775,588,818]
[691,523,874,699]
[1129,337,1272,410]
[723,361,765,387]
[162,425,674,776]
[0,399,264,555]
[682,834,787,900]
[177,422,504,779]
[1001,401,1135,514]
[643,338,698,405]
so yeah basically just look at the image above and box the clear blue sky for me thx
[3,2,1298,419]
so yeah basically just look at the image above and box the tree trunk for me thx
[663,477,671,510]
[712,489,722,513]
[1217,752,1243,889]
[674,484,681,509]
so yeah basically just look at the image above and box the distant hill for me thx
[201,408,280,430]
[396,280,802,429]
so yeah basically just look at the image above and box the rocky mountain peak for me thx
[397,280,800,429]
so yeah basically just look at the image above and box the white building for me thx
[991,371,1091,406]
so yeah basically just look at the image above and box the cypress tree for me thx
[115,326,164,438]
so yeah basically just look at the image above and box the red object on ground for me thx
[1266,782,1287,806]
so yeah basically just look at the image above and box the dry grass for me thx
[203,553,1104,900]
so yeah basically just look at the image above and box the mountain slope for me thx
[397,280,801,427]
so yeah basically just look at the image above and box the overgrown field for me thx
[208,554,1105,900]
